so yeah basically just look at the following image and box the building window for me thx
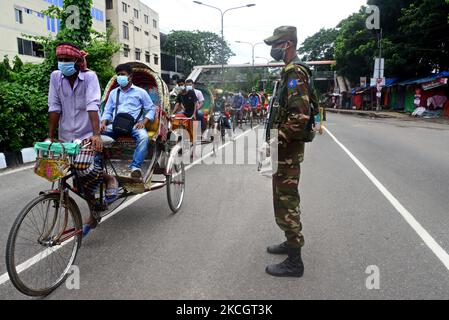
[106,19,111,28]
[106,0,113,10]
[144,15,149,24]
[145,51,150,63]
[123,44,130,57]
[24,8,32,14]
[17,38,44,57]
[154,55,159,65]
[91,8,104,22]
[123,22,129,40]
[135,49,141,61]
[153,19,158,28]
[15,9,23,24]
[122,2,127,13]
[144,31,149,36]
[134,9,139,19]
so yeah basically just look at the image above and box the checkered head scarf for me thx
[56,43,89,71]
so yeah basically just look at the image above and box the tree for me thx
[398,0,449,75]
[162,30,235,74]
[334,0,449,82]
[58,0,93,45]
[298,28,338,61]
[334,8,377,83]
[366,0,448,77]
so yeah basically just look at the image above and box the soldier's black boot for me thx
[266,248,304,278]
[267,242,288,255]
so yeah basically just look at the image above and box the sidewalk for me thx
[326,108,409,119]
[326,108,449,124]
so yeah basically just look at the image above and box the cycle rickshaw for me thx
[170,83,217,159]
[248,92,264,128]
[5,63,185,297]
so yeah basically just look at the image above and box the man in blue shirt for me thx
[232,92,245,129]
[101,63,156,179]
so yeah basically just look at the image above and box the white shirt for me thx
[194,89,205,103]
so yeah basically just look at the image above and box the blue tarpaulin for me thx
[398,72,449,86]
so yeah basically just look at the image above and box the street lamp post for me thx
[255,56,270,91]
[193,1,256,85]
[236,41,264,66]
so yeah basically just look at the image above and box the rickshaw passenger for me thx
[101,63,156,179]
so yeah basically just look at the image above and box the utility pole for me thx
[256,56,270,91]
[376,28,383,111]
[193,1,256,86]
[174,40,177,73]
[236,41,264,67]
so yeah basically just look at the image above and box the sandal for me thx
[105,188,118,204]
[104,176,119,204]
[83,217,99,237]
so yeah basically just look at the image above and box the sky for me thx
[142,0,366,64]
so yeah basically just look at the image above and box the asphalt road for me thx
[1,113,449,300]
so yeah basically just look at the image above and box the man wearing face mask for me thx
[47,42,106,234]
[186,79,206,131]
[264,26,315,278]
[173,79,201,127]
[101,63,156,179]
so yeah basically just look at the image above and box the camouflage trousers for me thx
[272,137,305,249]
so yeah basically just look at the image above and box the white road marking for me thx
[0,165,35,177]
[0,126,260,287]
[324,126,449,272]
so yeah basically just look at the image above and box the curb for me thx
[326,108,403,119]
[0,153,6,169]
[21,147,37,164]
[0,147,36,172]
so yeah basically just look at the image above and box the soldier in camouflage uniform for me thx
[264,26,315,278]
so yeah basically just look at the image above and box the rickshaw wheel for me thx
[166,161,185,214]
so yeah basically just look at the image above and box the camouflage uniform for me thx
[266,27,313,250]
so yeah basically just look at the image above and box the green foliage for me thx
[0,56,11,81]
[335,0,449,82]
[163,30,235,74]
[0,82,48,151]
[334,8,377,82]
[59,0,93,45]
[298,28,338,61]
[84,29,121,88]
[398,0,449,75]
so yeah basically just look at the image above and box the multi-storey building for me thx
[0,0,106,63]
[105,0,160,73]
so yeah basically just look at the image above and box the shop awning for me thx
[398,71,449,87]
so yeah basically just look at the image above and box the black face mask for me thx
[270,42,291,61]
[270,47,286,61]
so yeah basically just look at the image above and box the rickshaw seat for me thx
[101,135,116,148]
